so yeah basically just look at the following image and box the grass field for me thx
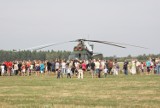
[0,74,160,108]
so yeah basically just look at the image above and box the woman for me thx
[113,61,119,75]
[131,60,136,75]
[21,62,26,76]
[35,61,40,76]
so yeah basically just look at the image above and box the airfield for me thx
[0,74,160,108]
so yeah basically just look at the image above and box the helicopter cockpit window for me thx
[68,52,88,60]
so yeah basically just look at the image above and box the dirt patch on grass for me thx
[0,102,15,108]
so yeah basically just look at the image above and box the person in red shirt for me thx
[26,61,31,76]
[21,63,26,76]
[7,62,12,76]
[81,60,87,71]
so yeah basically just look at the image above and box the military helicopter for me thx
[24,39,147,60]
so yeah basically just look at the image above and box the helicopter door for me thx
[79,53,81,59]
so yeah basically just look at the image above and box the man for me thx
[108,60,113,75]
[90,59,95,78]
[51,60,55,72]
[61,60,66,75]
[78,65,83,79]
[94,59,100,78]
[123,60,129,75]
[66,65,71,78]
[74,59,80,76]
[14,62,19,75]
[146,60,151,75]
[18,61,22,76]
[1,63,5,76]
[55,60,60,75]
[156,61,160,75]
[47,61,52,75]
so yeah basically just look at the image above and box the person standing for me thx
[21,63,26,76]
[61,60,66,76]
[1,63,5,76]
[7,62,12,76]
[51,60,55,72]
[55,60,60,75]
[95,59,100,78]
[146,60,151,75]
[66,65,71,78]
[14,62,19,75]
[90,59,95,78]
[18,61,22,76]
[78,65,83,79]
[40,61,45,75]
[99,60,105,77]
[81,60,87,72]
[47,61,52,75]
[44,61,48,75]
[104,65,108,78]
[74,59,80,76]
[131,59,136,75]
[108,60,113,75]
[35,61,40,76]
[26,61,31,76]
[57,68,61,79]
[70,60,75,76]
[30,62,34,75]
[140,62,145,75]
[136,60,141,74]
[123,60,129,75]
[113,60,119,75]
[156,61,160,75]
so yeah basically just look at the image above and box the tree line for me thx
[105,54,160,62]
[0,50,71,62]
[0,50,159,62]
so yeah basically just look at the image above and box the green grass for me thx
[0,74,160,108]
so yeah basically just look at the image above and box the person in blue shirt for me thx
[40,61,45,74]
[146,60,151,75]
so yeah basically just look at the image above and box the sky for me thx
[0,0,160,57]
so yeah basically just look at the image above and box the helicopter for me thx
[23,39,148,60]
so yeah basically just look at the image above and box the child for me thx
[57,68,61,79]
[66,65,71,78]
[78,65,83,79]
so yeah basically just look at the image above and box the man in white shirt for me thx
[14,62,19,75]
[94,59,100,78]
[61,60,66,75]
[1,64,5,76]
[78,65,83,79]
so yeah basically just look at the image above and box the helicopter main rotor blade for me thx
[25,41,70,51]
[104,41,148,49]
[81,39,147,49]
[78,39,126,48]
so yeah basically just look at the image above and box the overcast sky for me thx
[0,0,160,57]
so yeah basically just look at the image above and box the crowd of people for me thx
[0,58,160,79]
[123,58,160,75]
